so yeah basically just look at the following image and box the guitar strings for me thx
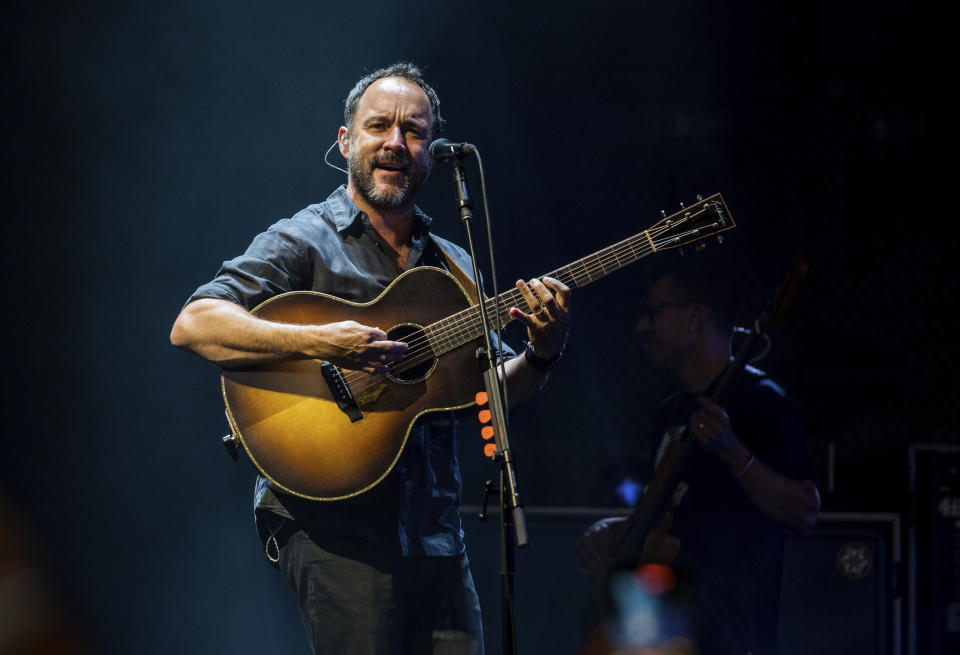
[339,207,718,396]
[340,210,716,396]
[402,211,713,360]
[343,233,650,384]
[339,210,716,396]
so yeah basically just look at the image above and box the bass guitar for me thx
[221,194,735,501]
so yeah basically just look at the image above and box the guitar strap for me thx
[429,236,489,306]
[430,236,517,364]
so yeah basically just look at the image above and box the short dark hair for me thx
[650,251,744,334]
[343,62,445,137]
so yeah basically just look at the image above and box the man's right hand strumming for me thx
[171,298,407,372]
[312,320,408,374]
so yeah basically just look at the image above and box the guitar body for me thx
[221,266,482,501]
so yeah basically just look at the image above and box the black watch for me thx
[523,341,562,373]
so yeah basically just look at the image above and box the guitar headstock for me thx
[647,193,735,252]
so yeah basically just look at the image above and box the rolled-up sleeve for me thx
[186,219,308,311]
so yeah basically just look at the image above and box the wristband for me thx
[523,341,562,373]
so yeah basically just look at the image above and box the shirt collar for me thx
[328,185,433,234]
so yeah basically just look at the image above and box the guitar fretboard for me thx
[424,196,731,355]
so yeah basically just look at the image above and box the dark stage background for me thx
[3,1,949,653]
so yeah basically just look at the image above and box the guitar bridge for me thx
[320,362,363,423]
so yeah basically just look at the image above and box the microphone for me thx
[429,138,476,162]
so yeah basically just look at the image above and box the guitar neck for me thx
[424,232,653,355]
[425,194,733,356]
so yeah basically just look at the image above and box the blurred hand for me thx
[314,321,408,374]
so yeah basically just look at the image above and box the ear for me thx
[337,126,350,158]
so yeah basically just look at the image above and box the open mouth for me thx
[373,159,408,175]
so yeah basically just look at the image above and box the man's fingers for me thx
[369,339,408,352]
[692,412,719,432]
[365,326,389,342]
[697,396,726,418]
[515,278,563,321]
[542,276,571,309]
[527,277,572,322]
[510,280,541,323]
[509,306,536,326]
[364,338,407,369]
[514,279,542,314]
[527,278,558,317]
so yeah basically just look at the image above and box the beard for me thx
[348,149,429,210]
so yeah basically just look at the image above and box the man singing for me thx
[170,62,570,655]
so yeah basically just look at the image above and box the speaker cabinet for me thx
[778,512,901,655]
[908,444,960,655]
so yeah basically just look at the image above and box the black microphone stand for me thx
[445,151,527,655]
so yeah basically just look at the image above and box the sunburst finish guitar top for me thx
[221,193,735,501]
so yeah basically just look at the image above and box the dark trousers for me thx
[275,527,484,655]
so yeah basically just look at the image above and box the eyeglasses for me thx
[637,301,695,322]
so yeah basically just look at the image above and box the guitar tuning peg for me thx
[679,201,685,209]
[679,246,685,258]
[661,209,666,218]
[695,242,707,252]
[717,234,724,244]
[696,194,703,201]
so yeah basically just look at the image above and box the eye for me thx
[404,123,427,139]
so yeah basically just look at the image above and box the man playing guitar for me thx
[171,62,570,655]
[577,256,820,655]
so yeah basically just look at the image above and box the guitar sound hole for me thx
[386,324,436,383]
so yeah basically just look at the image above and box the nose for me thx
[383,125,406,151]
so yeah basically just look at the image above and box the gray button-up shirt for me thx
[187,185,513,556]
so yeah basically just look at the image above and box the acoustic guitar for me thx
[221,194,734,501]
